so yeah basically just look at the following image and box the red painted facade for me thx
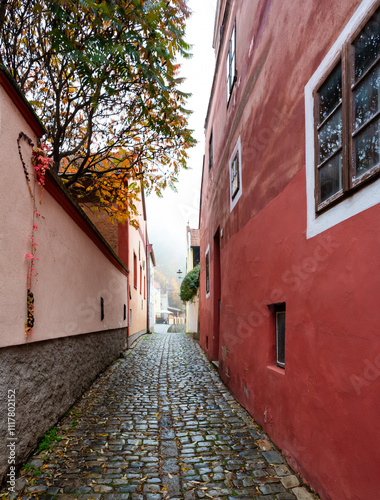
[200,1,380,499]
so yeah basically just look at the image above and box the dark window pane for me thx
[318,107,343,163]
[354,7,380,82]
[276,310,285,368]
[318,154,343,203]
[231,26,236,81]
[354,118,380,178]
[209,134,213,171]
[231,155,240,198]
[227,47,232,97]
[206,253,210,294]
[318,63,342,123]
[227,24,236,98]
[354,63,380,130]
[100,297,104,321]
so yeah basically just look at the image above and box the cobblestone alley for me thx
[6,333,319,500]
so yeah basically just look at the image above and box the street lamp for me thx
[177,269,183,280]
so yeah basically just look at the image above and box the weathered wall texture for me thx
[0,328,126,483]
[200,1,380,499]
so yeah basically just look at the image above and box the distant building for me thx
[153,280,161,322]
[186,225,200,336]
[160,292,169,312]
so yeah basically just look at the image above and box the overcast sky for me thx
[145,0,217,277]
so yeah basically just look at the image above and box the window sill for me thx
[267,364,285,375]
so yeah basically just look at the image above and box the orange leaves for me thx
[2,0,195,226]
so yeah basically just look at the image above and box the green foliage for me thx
[180,264,200,303]
[31,468,44,477]
[21,463,44,476]
[21,463,33,474]
[36,426,62,453]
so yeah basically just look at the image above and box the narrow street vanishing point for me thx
[8,333,318,500]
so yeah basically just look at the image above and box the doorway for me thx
[212,228,221,361]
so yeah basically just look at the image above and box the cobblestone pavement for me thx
[5,333,319,500]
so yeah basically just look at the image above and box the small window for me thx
[133,252,137,289]
[205,249,210,296]
[314,6,380,212]
[226,21,237,103]
[231,153,240,199]
[100,297,104,321]
[209,133,213,171]
[229,137,242,211]
[270,303,286,369]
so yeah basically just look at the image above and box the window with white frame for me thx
[305,0,380,238]
[315,5,380,212]
[226,21,237,103]
[229,137,242,211]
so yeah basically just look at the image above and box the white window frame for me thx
[305,0,380,239]
[229,136,242,211]
[226,21,237,103]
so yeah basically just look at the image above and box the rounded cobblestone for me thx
[3,333,319,499]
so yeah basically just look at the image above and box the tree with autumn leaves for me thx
[0,0,195,224]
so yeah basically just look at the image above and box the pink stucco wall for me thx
[0,84,128,348]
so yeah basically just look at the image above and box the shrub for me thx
[180,264,200,303]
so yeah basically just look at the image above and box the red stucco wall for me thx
[200,1,380,499]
